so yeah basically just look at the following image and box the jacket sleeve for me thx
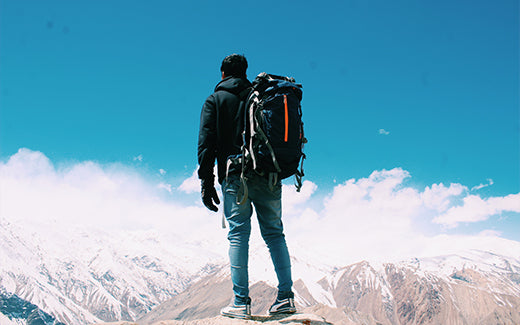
[197,94,217,182]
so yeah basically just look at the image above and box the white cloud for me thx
[133,154,143,162]
[0,149,221,241]
[158,182,172,193]
[2,149,519,267]
[421,183,467,212]
[282,180,317,217]
[471,178,494,191]
[411,234,520,262]
[323,169,420,231]
[433,193,520,228]
[159,169,167,176]
[302,168,423,261]
[178,166,220,194]
[1,148,55,178]
[478,229,503,237]
[283,168,520,264]
[178,169,200,194]
[378,128,390,135]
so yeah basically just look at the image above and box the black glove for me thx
[201,179,220,212]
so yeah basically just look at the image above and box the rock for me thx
[150,313,332,324]
[92,322,139,325]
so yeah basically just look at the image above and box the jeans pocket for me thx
[223,175,240,195]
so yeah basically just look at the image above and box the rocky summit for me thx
[95,313,332,325]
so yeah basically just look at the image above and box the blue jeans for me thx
[222,173,293,303]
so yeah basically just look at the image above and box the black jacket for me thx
[198,76,252,185]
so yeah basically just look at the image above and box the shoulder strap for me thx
[238,87,252,101]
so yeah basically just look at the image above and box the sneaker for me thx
[269,296,296,315]
[220,297,252,319]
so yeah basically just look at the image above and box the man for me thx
[198,54,296,319]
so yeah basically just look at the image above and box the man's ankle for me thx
[277,290,294,300]
[234,295,250,305]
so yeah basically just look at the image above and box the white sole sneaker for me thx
[220,302,252,319]
[269,297,296,315]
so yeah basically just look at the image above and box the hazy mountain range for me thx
[137,251,520,325]
[1,217,519,325]
[0,218,222,324]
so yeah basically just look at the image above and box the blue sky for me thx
[1,1,519,245]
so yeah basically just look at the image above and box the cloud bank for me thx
[283,168,519,264]
[0,149,220,244]
[1,148,519,266]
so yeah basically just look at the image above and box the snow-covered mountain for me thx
[1,215,520,324]
[0,290,66,325]
[139,250,520,325]
[0,218,225,324]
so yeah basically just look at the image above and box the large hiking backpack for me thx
[246,72,306,181]
[231,73,306,202]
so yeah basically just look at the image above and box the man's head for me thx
[220,54,248,79]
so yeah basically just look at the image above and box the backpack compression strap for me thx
[294,153,306,192]
[247,90,282,175]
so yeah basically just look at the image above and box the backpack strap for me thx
[246,92,259,172]
[235,87,253,206]
[294,153,306,192]
[254,119,282,174]
[268,172,278,191]
[246,90,282,175]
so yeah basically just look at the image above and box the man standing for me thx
[198,54,296,319]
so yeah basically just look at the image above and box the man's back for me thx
[198,76,252,185]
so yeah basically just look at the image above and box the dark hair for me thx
[220,54,248,78]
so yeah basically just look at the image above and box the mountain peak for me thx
[135,251,520,325]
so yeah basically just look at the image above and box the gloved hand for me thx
[201,179,220,212]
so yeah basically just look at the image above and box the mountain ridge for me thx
[1,216,520,324]
[137,251,520,325]
[0,218,224,324]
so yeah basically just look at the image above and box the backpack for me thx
[228,73,306,205]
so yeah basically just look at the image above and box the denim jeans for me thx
[222,173,293,303]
